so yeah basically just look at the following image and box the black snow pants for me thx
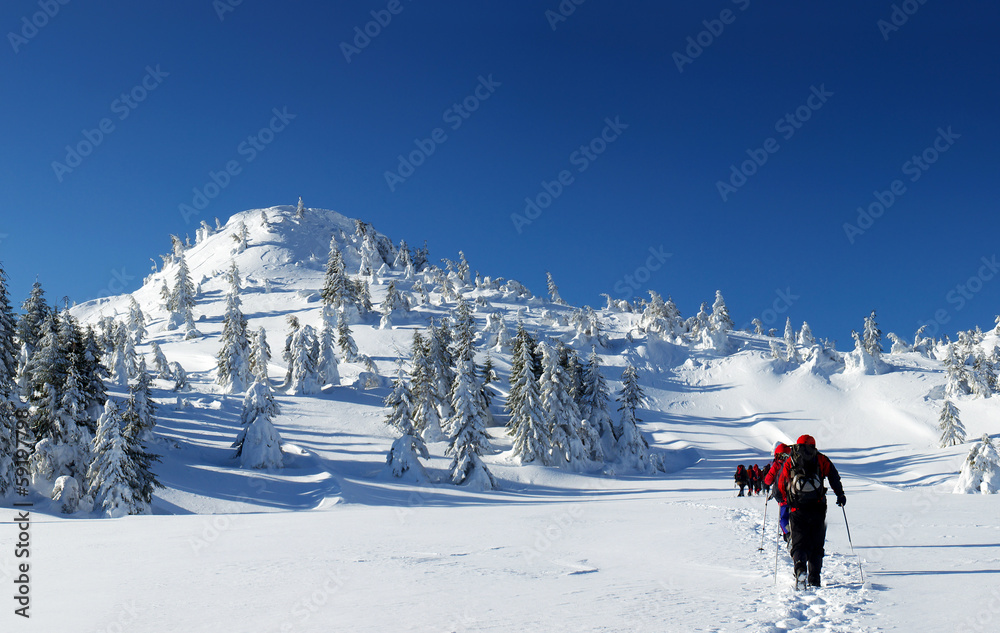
[788,502,827,582]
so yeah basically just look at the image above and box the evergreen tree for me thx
[954,434,1000,494]
[216,276,251,394]
[149,341,171,380]
[546,271,566,305]
[451,299,476,363]
[0,262,15,492]
[615,363,659,472]
[383,361,429,481]
[446,358,496,489]
[289,325,321,395]
[507,337,549,464]
[408,331,443,441]
[944,344,971,399]
[281,316,300,388]
[167,251,200,339]
[25,314,68,439]
[296,196,305,219]
[579,348,618,458]
[938,400,965,448]
[336,311,358,362]
[354,278,374,315]
[538,342,590,467]
[784,318,801,363]
[379,281,409,329]
[428,321,456,421]
[798,322,816,347]
[752,319,765,336]
[78,327,108,419]
[384,364,415,434]
[862,310,883,358]
[232,222,249,253]
[233,380,283,469]
[87,400,155,517]
[122,358,157,442]
[709,290,734,332]
[317,309,340,387]
[16,280,50,358]
[320,240,355,311]
[480,354,497,410]
[127,297,147,345]
[249,326,271,383]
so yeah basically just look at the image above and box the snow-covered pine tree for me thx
[954,433,1000,494]
[122,358,157,442]
[354,278,374,315]
[538,342,590,468]
[216,272,251,394]
[87,400,153,517]
[17,280,50,359]
[127,296,147,345]
[358,231,379,278]
[78,327,108,418]
[232,222,249,253]
[24,313,68,438]
[506,334,549,464]
[149,341,171,379]
[167,251,200,339]
[0,263,15,495]
[480,353,497,410]
[615,363,659,472]
[281,316,300,388]
[580,348,618,459]
[752,319,765,336]
[944,343,971,399]
[249,326,271,383]
[320,240,355,311]
[336,311,358,362]
[446,357,495,489]
[289,325,321,395]
[457,251,471,286]
[546,271,566,305]
[383,361,429,481]
[451,298,476,363]
[428,321,456,421]
[384,362,415,434]
[295,196,305,219]
[233,379,283,469]
[784,318,801,363]
[938,400,965,448]
[408,331,443,441]
[379,281,410,330]
[169,362,188,392]
[709,290,734,332]
[862,310,883,359]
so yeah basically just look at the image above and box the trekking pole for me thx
[758,494,769,552]
[841,506,864,584]
[773,526,781,585]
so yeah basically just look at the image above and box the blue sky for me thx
[1,0,998,346]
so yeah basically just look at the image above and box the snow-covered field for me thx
[3,206,999,632]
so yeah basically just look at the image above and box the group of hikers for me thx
[734,435,847,588]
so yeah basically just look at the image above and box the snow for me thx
[3,205,999,631]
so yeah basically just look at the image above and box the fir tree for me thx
[451,298,476,363]
[506,337,549,464]
[216,275,251,394]
[296,196,305,219]
[546,271,566,305]
[446,358,496,489]
[862,310,883,358]
[127,296,147,345]
[123,358,157,441]
[709,290,734,332]
[954,434,1000,494]
[784,318,801,363]
[0,264,17,393]
[938,400,965,448]
[615,363,659,472]
[281,316,300,388]
[480,353,497,410]
[167,251,200,338]
[232,222,249,253]
[289,325,320,395]
[320,240,355,311]
[149,341,171,380]
[384,364,415,434]
[249,326,271,383]
[87,400,155,517]
[233,380,283,469]
[16,280,50,358]
[336,311,358,362]
[798,322,816,347]
[409,331,443,441]
[538,342,590,468]
[428,321,456,421]
[580,348,618,458]
[317,310,340,387]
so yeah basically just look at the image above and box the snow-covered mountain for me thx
[6,204,1000,632]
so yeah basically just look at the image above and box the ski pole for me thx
[841,505,864,584]
[758,494,769,552]
[773,526,781,585]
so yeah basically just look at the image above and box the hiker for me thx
[735,464,749,496]
[761,461,773,496]
[777,435,847,588]
[753,464,763,495]
[764,443,791,542]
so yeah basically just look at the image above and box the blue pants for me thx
[779,503,789,535]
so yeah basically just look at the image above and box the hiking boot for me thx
[808,561,822,587]
[808,574,821,587]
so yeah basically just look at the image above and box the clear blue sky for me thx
[1,0,998,346]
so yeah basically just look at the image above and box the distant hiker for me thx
[752,464,763,495]
[735,464,749,496]
[777,435,847,588]
[764,443,791,542]
[761,461,773,496]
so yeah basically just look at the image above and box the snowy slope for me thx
[3,205,999,632]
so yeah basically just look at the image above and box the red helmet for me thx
[774,442,790,457]
[797,434,816,446]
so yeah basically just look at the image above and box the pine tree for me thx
[480,353,497,410]
[25,314,68,439]
[87,400,154,517]
[216,274,251,394]
[78,327,108,418]
[507,336,549,464]
[383,362,429,481]
[149,341,171,379]
[336,311,358,362]
[538,342,589,468]
[296,196,306,219]
[451,298,476,363]
[232,222,249,253]
[798,322,816,347]
[446,358,496,489]
[17,280,50,358]
[580,348,618,458]
[281,316,300,388]
[862,310,883,358]
[127,297,147,345]
[546,271,566,305]
[784,318,801,363]
[709,290,734,332]
[122,358,157,440]
[249,326,271,383]
[615,363,659,472]
[954,434,1000,494]
[0,264,17,394]
[384,364,415,434]
[289,325,320,395]
[409,331,443,441]
[315,311,340,387]
[379,281,409,329]
[944,344,971,398]
[233,380,283,469]
[428,321,456,421]
[320,240,355,311]
[938,400,965,447]
[167,251,200,338]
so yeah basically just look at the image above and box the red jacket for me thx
[764,455,786,487]
[776,451,844,506]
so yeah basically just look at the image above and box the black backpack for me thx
[785,444,825,504]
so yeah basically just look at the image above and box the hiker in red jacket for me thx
[764,443,791,542]
[735,465,749,496]
[777,435,846,588]
[753,464,763,495]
